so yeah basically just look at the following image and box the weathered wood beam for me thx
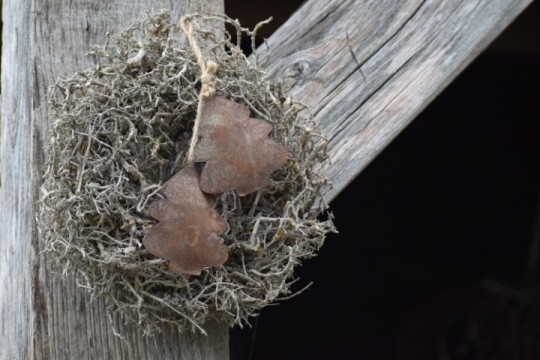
[0,1,229,359]
[261,0,533,201]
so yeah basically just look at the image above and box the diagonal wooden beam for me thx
[260,0,533,201]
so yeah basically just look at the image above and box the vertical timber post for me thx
[0,1,229,359]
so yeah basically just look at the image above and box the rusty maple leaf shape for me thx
[193,97,288,196]
[144,98,288,272]
[144,22,289,273]
[143,166,228,275]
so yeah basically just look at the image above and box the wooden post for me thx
[0,1,228,359]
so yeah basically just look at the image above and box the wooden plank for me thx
[261,0,533,201]
[0,1,229,359]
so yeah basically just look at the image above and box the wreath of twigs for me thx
[39,11,335,335]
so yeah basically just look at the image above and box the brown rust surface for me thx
[194,97,288,196]
[143,166,228,274]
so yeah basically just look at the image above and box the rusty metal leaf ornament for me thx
[144,97,288,272]
[143,166,228,274]
[193,97,288,196]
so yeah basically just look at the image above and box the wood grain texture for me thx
[0,1,229,359]
[260,0,533,201]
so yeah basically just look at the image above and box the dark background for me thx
[226,2,540,359]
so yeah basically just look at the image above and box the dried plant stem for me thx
[40,12,335,335]
[180,16,218,165]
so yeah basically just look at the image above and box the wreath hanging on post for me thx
[38,11,335,335]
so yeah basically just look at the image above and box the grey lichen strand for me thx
[38,11,335,335]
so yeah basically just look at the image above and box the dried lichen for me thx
[38,11,335,335]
